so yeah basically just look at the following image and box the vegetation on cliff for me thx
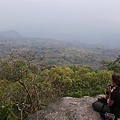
[0,51,119,120]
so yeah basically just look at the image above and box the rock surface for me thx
[26,96,103,120]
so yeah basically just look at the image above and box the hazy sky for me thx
[0,0,120,45]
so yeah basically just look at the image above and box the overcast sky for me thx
[0,0,120,45]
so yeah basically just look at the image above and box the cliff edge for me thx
[26,96,102,120]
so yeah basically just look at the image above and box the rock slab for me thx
[26,96,102,120]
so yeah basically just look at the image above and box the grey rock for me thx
[26,96,102,120]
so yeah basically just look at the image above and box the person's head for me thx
[112,74,120,86]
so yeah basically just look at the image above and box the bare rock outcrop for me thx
[26,96,102,120]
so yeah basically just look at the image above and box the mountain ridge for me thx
[0,30,22,39]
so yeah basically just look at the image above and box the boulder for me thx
[26,96,103,120]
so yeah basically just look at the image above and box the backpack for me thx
[92,98,117,120]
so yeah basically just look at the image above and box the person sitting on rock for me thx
[105,74,120,118]
[92,74,120,119]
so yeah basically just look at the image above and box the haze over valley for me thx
[0,30,120,69]
[0,0,120,69]
[0,0,120,48]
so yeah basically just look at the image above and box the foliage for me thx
[0,53,118,120]
[100,55,120,74]
[66,68,112,97]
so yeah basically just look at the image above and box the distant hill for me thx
[0,30,22,39]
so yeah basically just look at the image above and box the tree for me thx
[100,55,120,74]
